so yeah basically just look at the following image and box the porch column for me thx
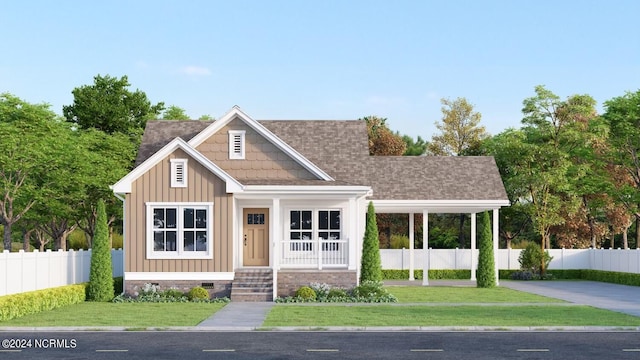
[422,210,429,286]
[272,198,280,300]
[470,212,477,281]
[348,198,358,271]
[409,213,414,281]
[493,208,500,286]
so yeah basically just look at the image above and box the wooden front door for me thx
[243,208,269,266]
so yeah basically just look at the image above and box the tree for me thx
[476,212,496,288]
[602,90,640,247]
[198,114,215,121]
[361,116,406,156]
[162,105,190,120]
[63,74,164,136]
[0,93,60,250]
[402,135,428,156]
[86,199,114,301]
[360,201,382,283]
[428,97,487,156]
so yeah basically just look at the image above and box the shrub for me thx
[360,201,382,282]
[518,242,552,275]
[310,283,330,300]
[162,288,186,299]
[327,288,347,299]
[390,234,410,249]
[510,271,535,280]
[187,286,210,300]
[477,212,496,288]
[113,277,123,296]
[86,200,114,301]
[295,286,317,300]
[0,284,86,321]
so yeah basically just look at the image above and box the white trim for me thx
[146,202,214,260]
[240,185,371,196]
[187,106,334,181]
[125,272,234,281]
[228,130,245,160]
[111,137,243,194]
[373,199,510,213]
[170,158,188,188]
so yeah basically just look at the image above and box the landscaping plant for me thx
[86,200,114,301]
[360,201,382,282]
[476,211,496,288]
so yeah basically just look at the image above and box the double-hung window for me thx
[288,209,341,251]
[146,202,213,259]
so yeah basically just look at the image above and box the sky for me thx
[1,0,639,139]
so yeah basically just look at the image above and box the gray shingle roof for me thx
[135,119,508,201]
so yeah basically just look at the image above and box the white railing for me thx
[381,248,640,274]
[280,238,348,269]
[1,249,124,296]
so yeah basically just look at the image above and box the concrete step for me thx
[230,292,273,302]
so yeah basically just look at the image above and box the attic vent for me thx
[170,159,188,188]
[228,130,245,160]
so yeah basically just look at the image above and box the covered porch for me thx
[373,200,509,285]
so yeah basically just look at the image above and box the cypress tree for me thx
[360,201,382,283]
[476,211,496,288]
[87,199,114,301]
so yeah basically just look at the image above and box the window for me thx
[288,209,341,251]
[147,203,213,259]
[170,159,187,187]
[228,130,245,159]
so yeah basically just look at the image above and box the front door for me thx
[243,208,269,266]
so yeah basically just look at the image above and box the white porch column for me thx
[422,210,429,286]
[348,198,358,271]
[409,213,415,281]
[470,212,477,281]
[272,198,280,300]
[493,208,500,286]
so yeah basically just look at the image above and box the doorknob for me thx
[244,234,247,246]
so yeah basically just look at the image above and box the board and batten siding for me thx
[196,117,317,180]
[126,148,233,273]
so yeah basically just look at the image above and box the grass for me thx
[0,302,225,327]
[264,305,640,327]
[387,286,561,303]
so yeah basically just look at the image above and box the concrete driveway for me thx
[502,280,640,317]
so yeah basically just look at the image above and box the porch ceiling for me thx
[371,199,510,214]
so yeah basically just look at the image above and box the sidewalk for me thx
[196,302,274,330]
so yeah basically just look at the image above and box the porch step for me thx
[231,269,273,302]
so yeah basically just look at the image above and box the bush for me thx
[360,201,382,282]
[390,235,409,249]
[0,284,86,321]
[86,200,114,301]
[309,283,330,300]
[163,288,186,299]
[381,269,472,280]
[510,271,535,280]
[187,286,210,301]
[518,242,552,275]
[327,288,347,299]
[477,212,496,288]
[295,286,317,300]
[113,277,123,296]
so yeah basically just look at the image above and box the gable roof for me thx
[112,137,243,194]
[131,114,509,204]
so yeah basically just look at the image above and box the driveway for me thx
[501,280,640,317]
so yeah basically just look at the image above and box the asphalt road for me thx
[0,331,639,360]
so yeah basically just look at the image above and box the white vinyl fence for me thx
[381,248,640,274]
[1,249,124,296]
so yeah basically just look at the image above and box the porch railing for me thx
[280,238,348,269]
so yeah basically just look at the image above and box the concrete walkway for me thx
[197,302,274,329]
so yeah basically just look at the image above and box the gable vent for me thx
[170,159,188,187]
[228,130,246,159]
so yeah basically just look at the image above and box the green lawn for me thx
[387,286,561,303]
[264,305,640,327]
[0,302,225,327]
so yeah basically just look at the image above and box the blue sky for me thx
[1,0,639,138]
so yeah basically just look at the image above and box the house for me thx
[111,106,509,301]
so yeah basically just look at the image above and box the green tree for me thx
[360,201,382,283]
[476,211,496,288]
[162,105,190,120]
[0,93,60,250]
[428,97,487,156]
[402,135,428,156]
[198,114,215,121]
[602,90,640,247]
[86,199,114,301]
[63,74,164,136]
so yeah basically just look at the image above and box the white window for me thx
[288,209,341,251]
[228,130,245,159]
[170,159,188,187]
[146,202,213,259]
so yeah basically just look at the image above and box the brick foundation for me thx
[124,280,232,299]
[277,270,357,297]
